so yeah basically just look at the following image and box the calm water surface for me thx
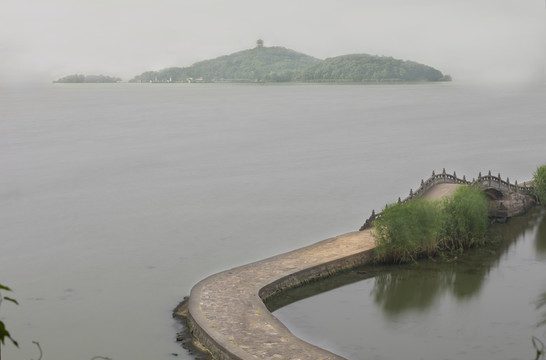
[273,208,546,360]
[0,82,545,359]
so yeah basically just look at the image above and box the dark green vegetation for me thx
[0,283,18,348]
[299,54,450,82]
[534,165,546,205]
[373,200,442,264]
[130,46,450,83]
[373,185,489,264]
[54,74,122,83]
[130,46,319,83]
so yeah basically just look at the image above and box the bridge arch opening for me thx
[484,188,504,200]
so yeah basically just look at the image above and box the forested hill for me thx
[299,54,450,82]
[130,46,320,83]
[130,46,450,83]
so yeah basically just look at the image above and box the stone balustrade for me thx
[359,169,535,231]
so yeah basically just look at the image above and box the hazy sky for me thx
[1,0,545,83]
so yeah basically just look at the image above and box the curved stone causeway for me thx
[175,179,532,359]
[176,229,376,359]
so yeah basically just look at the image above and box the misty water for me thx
[1,82,545,360]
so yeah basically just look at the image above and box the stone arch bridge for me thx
[360,169,536,230]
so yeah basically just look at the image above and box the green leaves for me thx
[533,165,546,205]
[0,321,19,347]
[0,282,19,348]
[2,296,18,305]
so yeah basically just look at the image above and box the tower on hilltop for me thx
[256,39,264,48]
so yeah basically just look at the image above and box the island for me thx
[130,39,451,83]
[53,74,122,83]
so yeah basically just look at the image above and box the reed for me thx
[373,185,489,264]
[373,199,443,264]
[439,185,489,250]
[534,165,546,205]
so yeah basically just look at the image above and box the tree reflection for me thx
[534,208,546,258]
[534,209,546,329]
[371,263,488,316]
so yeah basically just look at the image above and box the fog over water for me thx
[1,0,545,84]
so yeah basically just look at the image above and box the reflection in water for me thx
[535,209,546,330]
[535,208,546,258]
[268,208,544,319]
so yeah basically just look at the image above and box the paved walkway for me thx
[176,183,461,360]
[422,183,460,200]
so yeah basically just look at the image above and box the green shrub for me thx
[534,165,546,205]
[440,185,489,249]
[372,185,490,264]
[373,199,443,264]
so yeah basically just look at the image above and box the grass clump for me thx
[440,185,489,250]
[373,199,443,264]
[373,185,489,264]
[533,165,546,205]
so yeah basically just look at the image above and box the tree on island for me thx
[54,74,122,83]
[297,54,451,82]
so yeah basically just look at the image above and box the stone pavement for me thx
[176,183,461,360]
[422,183,460,200]
[177,230,375,360]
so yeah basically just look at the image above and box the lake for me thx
[1,82,545,359]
